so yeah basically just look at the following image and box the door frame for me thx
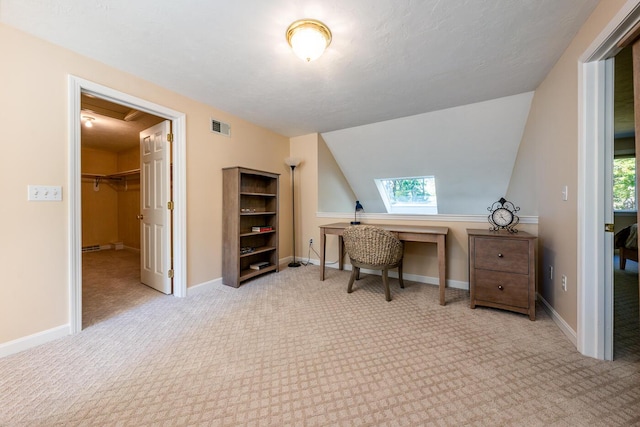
[68,76,187,334]
[579,0,640,360]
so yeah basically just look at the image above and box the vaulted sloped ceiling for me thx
[321,92,534,215]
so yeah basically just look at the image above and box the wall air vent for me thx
[211,118,231,137]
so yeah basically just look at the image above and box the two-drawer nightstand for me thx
[467,229,537,320]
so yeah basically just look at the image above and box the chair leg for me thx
[382,268,391,301]
[347,267,359,293]
[398,261,404,288]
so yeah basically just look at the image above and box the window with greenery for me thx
[375,176,437,214]
[613,157,636,211]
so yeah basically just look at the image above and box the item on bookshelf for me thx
[241,208,256,213]
[249,261,270,270]
[240,247,255,255]
[487,197,520,233]
[252,226,273,232]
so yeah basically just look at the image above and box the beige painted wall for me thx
[518,0,629,332]
[317,135,356,212]
[506,116,538,215]
[117,147,141,249]
[81,148,119,246]
[0,23,290,344]
[614,212,637,233]
[80,146,140,249]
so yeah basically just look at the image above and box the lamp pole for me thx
[285,158,301,267]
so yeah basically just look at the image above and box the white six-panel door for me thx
[140,121,172,294]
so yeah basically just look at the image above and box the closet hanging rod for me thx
[81,168,140,180]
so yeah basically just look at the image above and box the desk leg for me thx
[338,236,344,270]
[320,230,326,281]
[438,235,446,305]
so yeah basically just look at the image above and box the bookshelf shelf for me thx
[240,230,276,237]
[240,211,277,216]
[240,192,276,197]
[239,246,277,258]
[239,264,278,281]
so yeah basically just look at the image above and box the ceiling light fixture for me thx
[82,116,95,128]
[286,19,332,62]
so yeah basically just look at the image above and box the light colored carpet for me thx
[81,248,160,329]
[1,249,639,426]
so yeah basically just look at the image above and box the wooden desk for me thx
[319,222,449,305]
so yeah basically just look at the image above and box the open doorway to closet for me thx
[69,76,187,335]
[80,93,168,328]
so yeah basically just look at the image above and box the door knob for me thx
[137,214,144,220]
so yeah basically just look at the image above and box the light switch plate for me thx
[28,185,62,201]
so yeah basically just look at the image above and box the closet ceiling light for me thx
[286,19,332,62]
[82,116,95,128]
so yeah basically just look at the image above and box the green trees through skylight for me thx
[375,176,438,214]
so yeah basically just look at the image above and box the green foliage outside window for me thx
[380,177,435,205]
[613,157,636,210]
[375,176,438,214]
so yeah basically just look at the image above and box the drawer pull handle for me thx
[498,285,504,290]
[497,253,504,258]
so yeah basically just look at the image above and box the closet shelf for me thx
[82,168,140,181]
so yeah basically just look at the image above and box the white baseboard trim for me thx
[301,257,469,290]
[189,256,295,296]
[187,278,223,296]
[0,324,69,358]
[538,294,577,347]
[282,255,294,265]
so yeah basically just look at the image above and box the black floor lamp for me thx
[285,157,301,267]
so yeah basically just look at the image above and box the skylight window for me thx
[375,176,438,214]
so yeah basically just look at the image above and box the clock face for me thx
[492,207,513,227]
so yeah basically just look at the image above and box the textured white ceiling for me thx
[0,0,600,137]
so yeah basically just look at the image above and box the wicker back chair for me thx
[342,225,404,301]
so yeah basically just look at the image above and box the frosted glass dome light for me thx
[286,19,332,62]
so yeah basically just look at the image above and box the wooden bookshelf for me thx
[222,167,280,287]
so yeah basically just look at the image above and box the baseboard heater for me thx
[81,244,112,253]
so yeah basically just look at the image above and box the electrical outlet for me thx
[561,274,567,291]
[309,238,313,245]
